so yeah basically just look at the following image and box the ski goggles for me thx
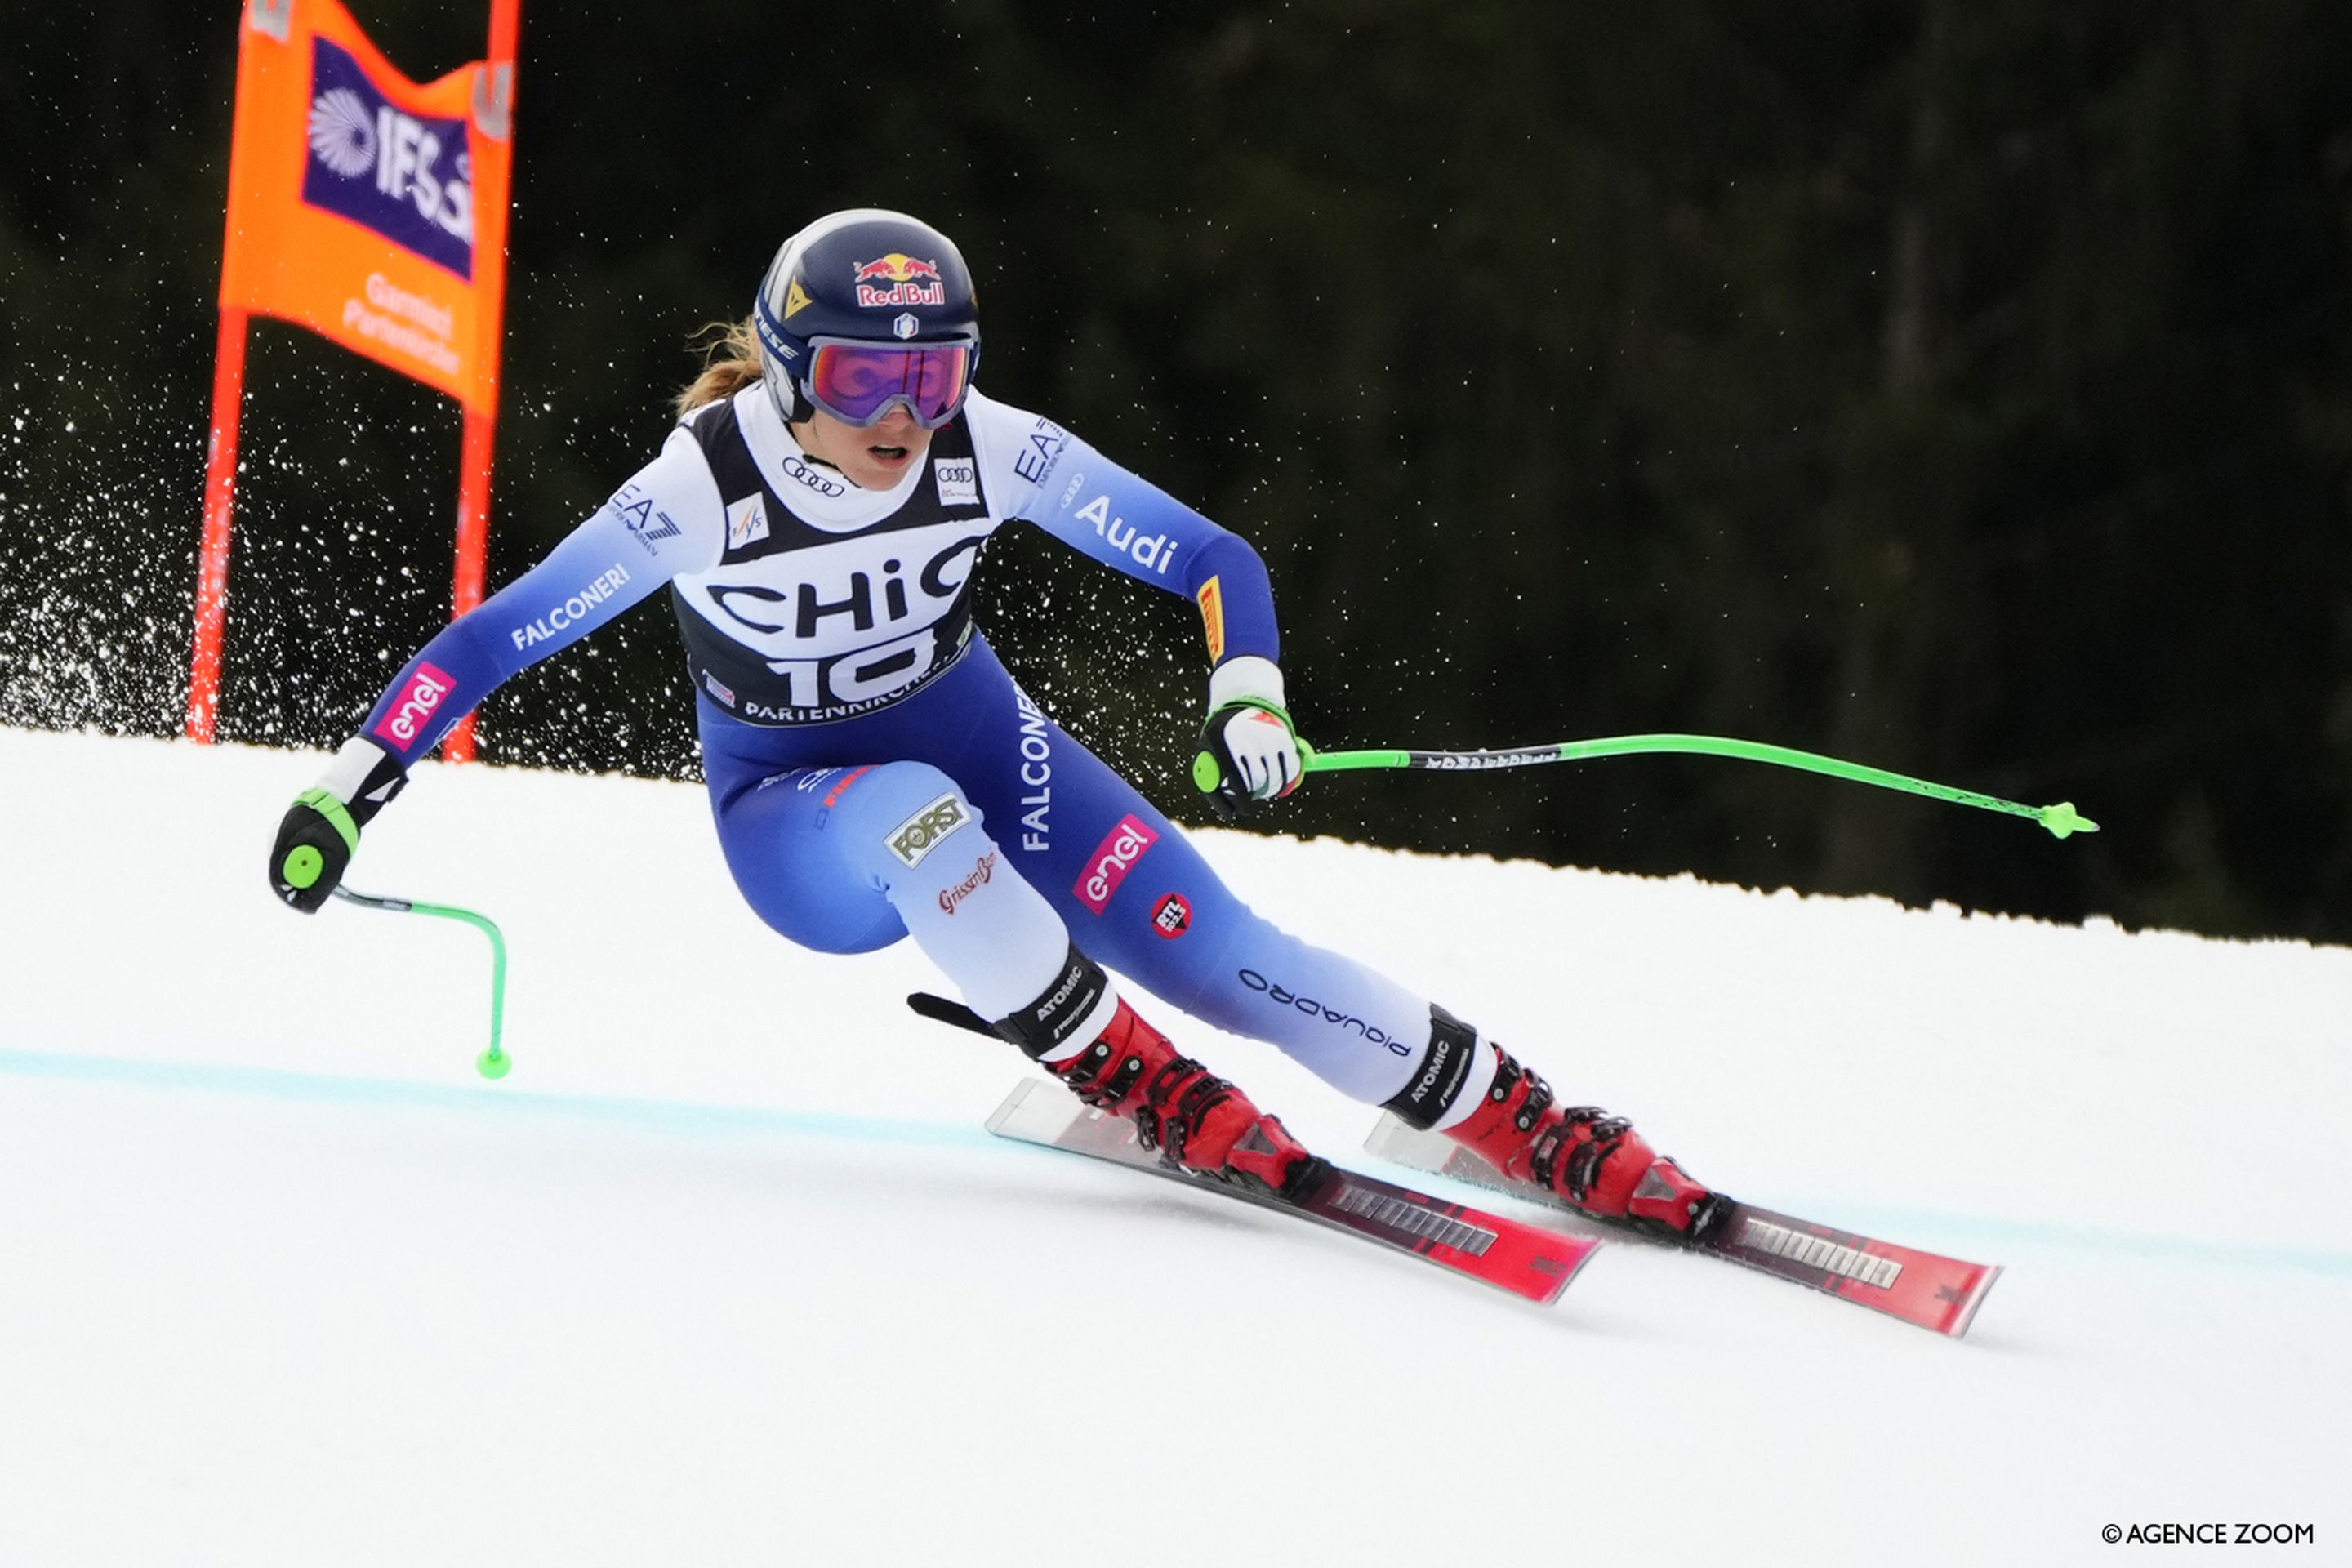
[802,337,975,430]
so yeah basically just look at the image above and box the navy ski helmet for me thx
[753,209,982,429]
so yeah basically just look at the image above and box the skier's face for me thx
[796,403,933,490]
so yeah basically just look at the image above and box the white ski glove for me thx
[1192,656,1307,817]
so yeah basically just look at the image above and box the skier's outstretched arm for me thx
[267,434,722,911]
[973,399,1306,812]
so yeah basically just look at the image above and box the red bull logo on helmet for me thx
[853,252,947,309]
[853,253,942,283]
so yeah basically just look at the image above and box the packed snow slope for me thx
[2,725,2346,1568]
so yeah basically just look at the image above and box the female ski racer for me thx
[268,208,1717,1236]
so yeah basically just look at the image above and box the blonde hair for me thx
[674,314,765,419]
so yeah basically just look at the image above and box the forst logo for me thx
[1076,814,1159,914]
[300,38,475,279]
[853,253,947,309]
[372,662,456,750]
[886,793,969,867]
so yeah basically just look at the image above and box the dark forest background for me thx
[4,2,2349,942]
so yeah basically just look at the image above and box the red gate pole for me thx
[442,0,522,764]
[487,0,522,82]
[185,306,252,742]
[442,409,497,763]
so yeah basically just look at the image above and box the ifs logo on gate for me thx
[301,37,476,278]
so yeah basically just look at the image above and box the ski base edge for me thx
[1363,1111,2000,1338]
[989,1080,1601,1307]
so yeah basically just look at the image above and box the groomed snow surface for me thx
[2,725,2346,1567]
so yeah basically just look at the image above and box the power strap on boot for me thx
[1440,1039,1719,1236]
[1380,1004,1483,1130]
[1530,1107,1633,1204]
[991,943,1111,1061]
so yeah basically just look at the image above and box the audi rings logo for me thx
[780,453,847,498]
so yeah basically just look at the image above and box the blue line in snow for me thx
[10,1044,2350,1281]
[0,1043,995,1151]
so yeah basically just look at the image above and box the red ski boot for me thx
[1445,1045,1723,1240]
[1051,998,1325,1198]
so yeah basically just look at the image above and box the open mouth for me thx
[868,443,912,466]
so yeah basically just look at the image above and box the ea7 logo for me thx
[612,484,682,555]
[886,793,969,867]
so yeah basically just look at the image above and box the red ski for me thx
[987,1079,1600,1306]
[1362,1112,2001,1337]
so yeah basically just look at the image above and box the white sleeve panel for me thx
[962,386,1071,521]
[607,422,731,579]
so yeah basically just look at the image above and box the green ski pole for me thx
[1286,733,2097,839]
[332,885,513,1077]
